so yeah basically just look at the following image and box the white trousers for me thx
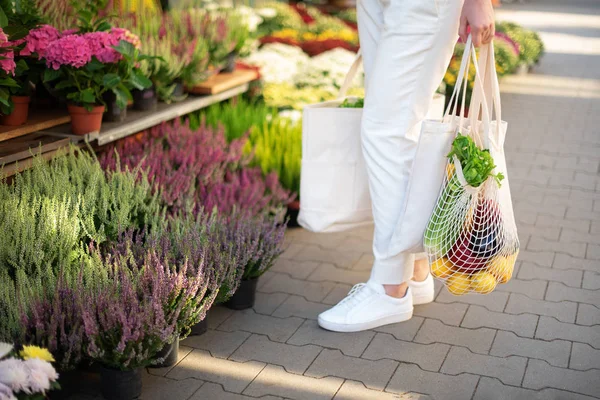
[358,0,463,284]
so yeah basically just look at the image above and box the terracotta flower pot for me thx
[67,104,105,135]
[1,96,30,126]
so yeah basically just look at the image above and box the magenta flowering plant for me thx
[0,27,19,115]
[42,29,151,110]
[99,120,293,217]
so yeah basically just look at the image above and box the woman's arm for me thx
[459,0,495,47]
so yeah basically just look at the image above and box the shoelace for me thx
[338,283,369,309]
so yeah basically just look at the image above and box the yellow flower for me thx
[302,32,317,41]
[272,29,299,40]
[20,345,55,362]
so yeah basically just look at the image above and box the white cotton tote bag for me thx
[298,47,467,234]
[388,36,478,255]
[298,51,372,233]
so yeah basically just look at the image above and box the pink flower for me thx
[83,31,121,63]
[0,28,15,75]
[20,25,61,58]
[111,27,141,49]
[44,35,92,70]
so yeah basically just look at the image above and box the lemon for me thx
[446,273,471,295]
[470,271,497,294]
[431,257,454,279]
[487,254,516,284]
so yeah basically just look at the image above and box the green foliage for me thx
[191,97,277,142]
[448,134,504,188]
[71,0,112,33]
[248,116,302,195]
[138,37,187,103]
[340,97,364,108]
[0,147,164,340]
[497,21,545,65]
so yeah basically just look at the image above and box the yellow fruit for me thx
[487,254,516,284]
[446,273,471,295]
[431,257,454,279]
[446,163,455,180]
[470,271,497,294]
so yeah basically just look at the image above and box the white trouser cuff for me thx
[370,253,414,285]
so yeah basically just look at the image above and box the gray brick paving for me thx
[441,346,527,386]
[569,342,600,371]
[362,333,450,372]
[136,1,600,398]
[536,316,600,348]
[414,319,495,354]
[461,304,538,337]
[490,330,571,368]
[505,293,578,323]
[287,319,375,357]
[523,359,600,397]
[305,349,398,390]
[386,363,479,400]
[576,303,600,326]
[518,262,583,287]
[229,334,321,374]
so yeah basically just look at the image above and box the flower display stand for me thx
[0,112,70,143]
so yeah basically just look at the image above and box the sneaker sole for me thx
[317,309,414,333]
[413,292,435,306]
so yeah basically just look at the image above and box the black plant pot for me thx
[189,317,208,336]
[172,81,185,98]
[132,87,157,111]
[223,52,237,73]
[100,366,142,400]
[286,200,300,228]
[102,91,127,122]
[150,339,179,368]
[225,278,259,310]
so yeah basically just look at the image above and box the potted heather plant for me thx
[225,211,286,310]
[222,11,251,73]
[81,256,181,400]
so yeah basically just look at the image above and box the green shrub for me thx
[248,116,302,195]
[0,147,163,341]
[497,21,544,66]
[190,97,277,142]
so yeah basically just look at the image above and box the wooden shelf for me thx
[0,111,70,143]
[186,70,258,95]
[0,133,71,165]
[43,83,249,146]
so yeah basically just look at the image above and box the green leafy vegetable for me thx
[447,133,504,187]
[339,97,364,108]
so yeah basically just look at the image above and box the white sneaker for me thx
[409,273,435,305]
[317,282,413,332]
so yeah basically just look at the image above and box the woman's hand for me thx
[459,0,495,47]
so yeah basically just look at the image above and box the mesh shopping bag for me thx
[424,38,520,295]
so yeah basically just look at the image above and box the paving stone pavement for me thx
[141,1,600,399]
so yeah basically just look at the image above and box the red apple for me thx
[448,233,489,273]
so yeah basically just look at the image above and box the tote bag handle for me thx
[338,49,363,99]
[443,35,473,132]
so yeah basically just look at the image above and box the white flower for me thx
[0,344,12,360]
[0,383,16,400]
[237,6,263,32]
[0,359,29,394]
[278,110,302,123]
[256,7,277,19]
[24,359,58,383]
[26,369,50,394]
